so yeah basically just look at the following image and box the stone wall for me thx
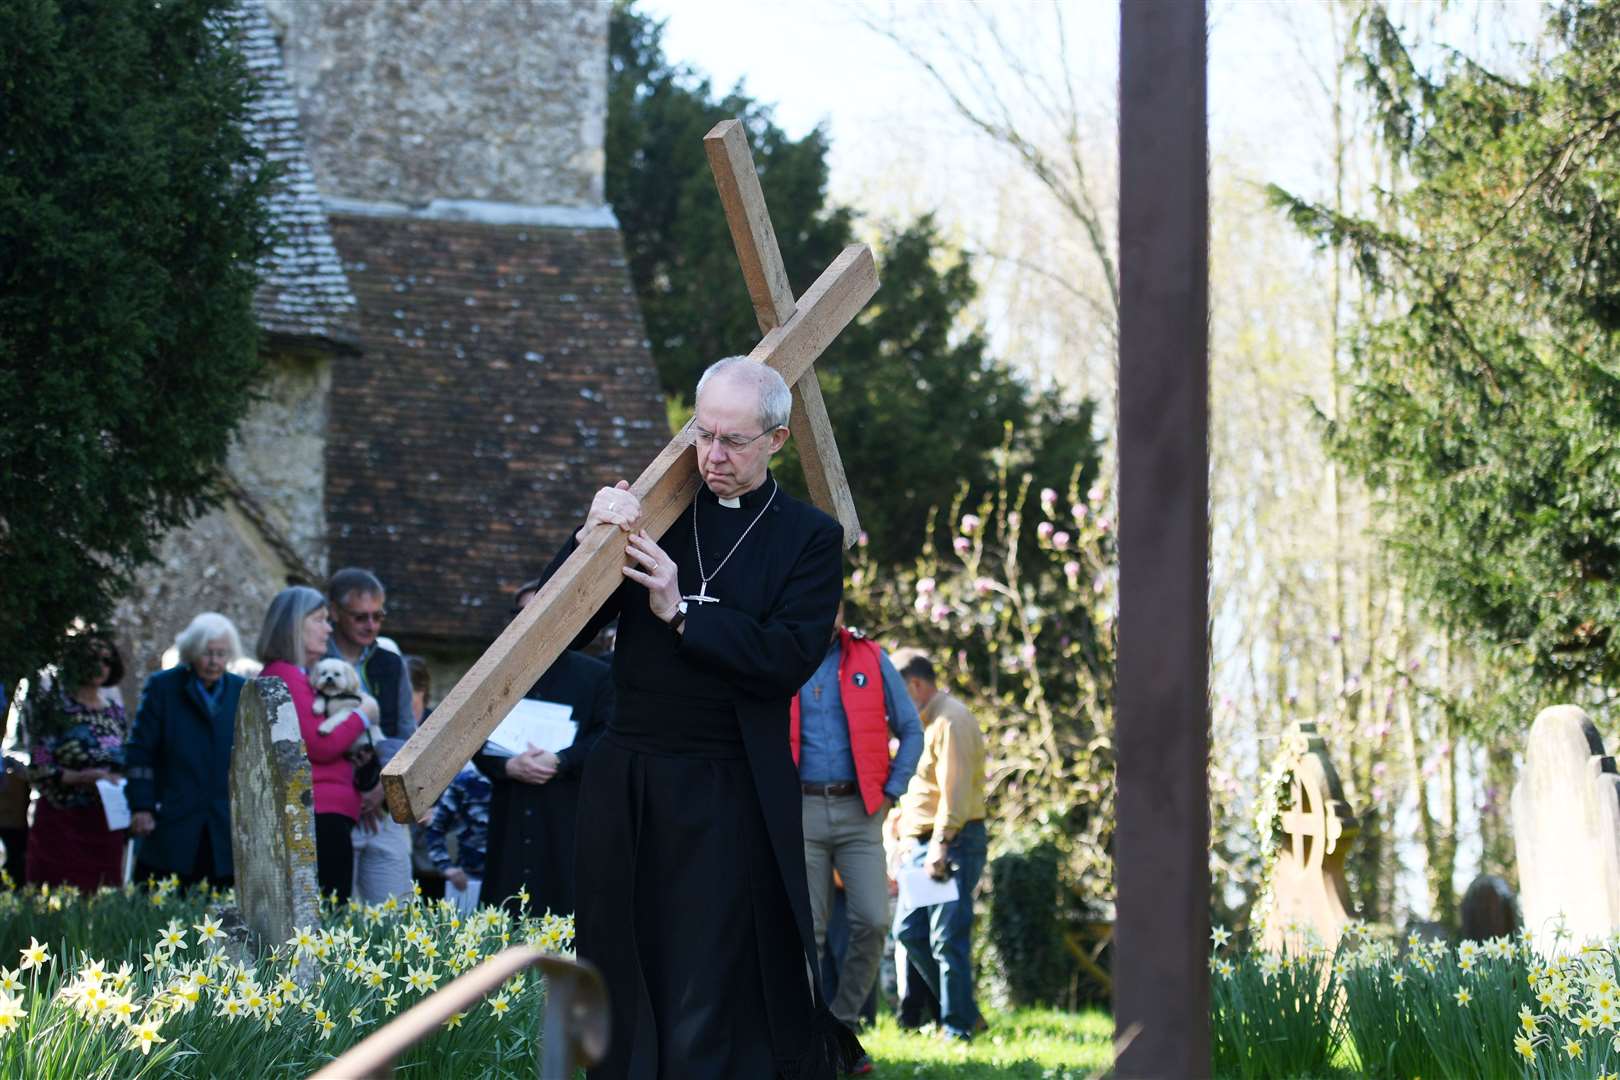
[264,0,608,208]
[113,345,332,698]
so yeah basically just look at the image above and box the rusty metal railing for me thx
[308,947,608,1079]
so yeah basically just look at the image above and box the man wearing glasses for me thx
[532,357,861,1078]
[326,567,416,902]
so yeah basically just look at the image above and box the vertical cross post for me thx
[1115,0,1210,1075]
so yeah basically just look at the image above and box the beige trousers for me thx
[802,791,889,1026]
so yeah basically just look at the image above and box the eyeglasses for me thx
[341,607,387,625]
[198,649,233,662]
[692,426,780,452]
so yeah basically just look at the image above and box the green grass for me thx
[859,1008,1111,1078]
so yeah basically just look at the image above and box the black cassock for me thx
[537,473,860,1080]
[473,650,613,918]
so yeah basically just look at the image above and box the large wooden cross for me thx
[381,119,875,822]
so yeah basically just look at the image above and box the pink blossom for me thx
[1071,503,1087,523]
[1052,531,1070,551]
[1006,512,1020,529]
[1020,643,1037,664]
[1040,487,1059,509]
[952,536,971,556]
[974,577,995,597]
[931,603,952,624]
[1096,516,1111,534]
[914,595,930,615]
[1037,521,1055,541]
[1092,572,1107,594]
[1087,484,1104,505]
[916,577,936,596]
[857,531,869,548]
[959,514,981,535]
[1063,560,1081,582]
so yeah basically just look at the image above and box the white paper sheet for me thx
[97,778,131,831]
[446,876,482,915]
[484,698,576,757]
[897,865,960,911]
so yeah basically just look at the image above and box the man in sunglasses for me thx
[326,566,416,902]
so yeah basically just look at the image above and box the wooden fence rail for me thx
[308,948,609,1079]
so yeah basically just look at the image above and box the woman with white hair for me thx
[126,612,246,890]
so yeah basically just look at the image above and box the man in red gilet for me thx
[792,604,923,1065]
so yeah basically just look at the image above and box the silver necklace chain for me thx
[692,478,778,596]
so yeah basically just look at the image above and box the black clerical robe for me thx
[473,650,612,919]
[538,473,860,1080]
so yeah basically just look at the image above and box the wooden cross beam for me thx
[380,123,878,823]
[1114,0,1209,1075]
[705,119,860,546]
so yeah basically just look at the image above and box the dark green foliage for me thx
[0,0,275,684]
[1272,2,1620,700]
[986,843,1084,1008]
[606,2,1100,566]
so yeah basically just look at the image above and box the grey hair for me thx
[256,585,328,667]
[174,612,243,667]
[695,356,792,432]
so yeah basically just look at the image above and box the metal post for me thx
[1115,0,1210,1076]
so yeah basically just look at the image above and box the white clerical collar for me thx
[717,495,742,508]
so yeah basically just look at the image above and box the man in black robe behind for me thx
[473,578,613,919]
[535,357,861,1079]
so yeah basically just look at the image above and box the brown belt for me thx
[801,781,858,797]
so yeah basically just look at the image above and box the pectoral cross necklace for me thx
[688,478,778,605]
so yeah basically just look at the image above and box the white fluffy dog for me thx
[309,657,381,740]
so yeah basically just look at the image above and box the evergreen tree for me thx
[0,0,275,683]
[607,1,1099,566]
[1272,3,1620,693]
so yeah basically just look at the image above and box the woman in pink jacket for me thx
[256,585,368,902]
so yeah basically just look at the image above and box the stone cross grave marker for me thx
[229,676,321,953]
[1511,704,1620,953]
[381,119,878,823]
[1261,721,1359,954]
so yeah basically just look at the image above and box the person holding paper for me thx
[474,578,612,919]
[423,762,490,913]
[886,650,988,1043]
[20,632,130,891]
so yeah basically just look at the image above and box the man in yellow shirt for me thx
[886,651,987,1040]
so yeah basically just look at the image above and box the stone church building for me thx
[114,0,665,700]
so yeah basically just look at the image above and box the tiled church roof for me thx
[231,0,358,346]
[325,213,668,648]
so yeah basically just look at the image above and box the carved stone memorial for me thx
[1511,705,1620,953]
[1262,721,1359,954]
[229,676,321,953]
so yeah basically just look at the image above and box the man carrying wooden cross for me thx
[529,356,863,1079]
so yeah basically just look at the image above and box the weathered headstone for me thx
[1261,721,1359,954]
[1460,874,1519,942]
[1511,705,1620,953]
[229,676,320,952]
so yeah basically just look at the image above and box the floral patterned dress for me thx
[22,686,129,889]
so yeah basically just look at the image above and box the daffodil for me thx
[0,968,20,994]
[1390,971,1406,987]
[130,1020,165,1055]
[1564,1038,1584,1061]
[445,1010,466,1029]
[1513,1033,1536,1062]
[194,915,224,945]
[1454,988,1472,1007]
[0,992,27,1035]
[489,993,511,1017]
[18,938,49,971]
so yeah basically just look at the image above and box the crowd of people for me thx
[0,356,994,1080]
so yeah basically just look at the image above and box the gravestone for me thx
[1261,721,1359,954]
[228,676,321,952]
[1511,705,1620,953]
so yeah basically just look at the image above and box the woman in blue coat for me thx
[126,612,245,890]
